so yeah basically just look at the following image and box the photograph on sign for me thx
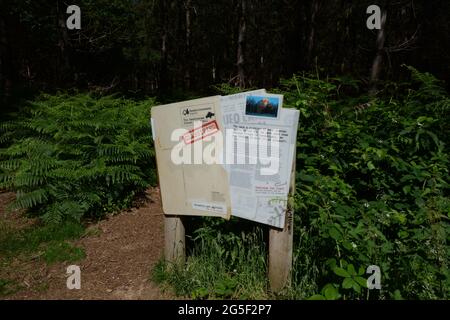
[245,94,282,119]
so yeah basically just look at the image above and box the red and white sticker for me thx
[182,120,219,145]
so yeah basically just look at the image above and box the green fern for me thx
[0,93,156,223]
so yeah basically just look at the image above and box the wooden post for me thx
[268,154,296,292]
[164,215,186,264]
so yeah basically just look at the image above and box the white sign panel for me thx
[152,91,299,228]
[221,90,299,228]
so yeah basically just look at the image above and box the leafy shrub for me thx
[0,93,156,223]
[284,67,449,299]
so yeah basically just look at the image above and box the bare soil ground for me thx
[0,188,172,300]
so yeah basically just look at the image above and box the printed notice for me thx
[180,103,216,125]
[192,201,227,214]
[221,91,299,228]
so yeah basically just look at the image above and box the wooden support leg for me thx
[269,210,294,292]
[164,215,185,264]
[269,149,296,292]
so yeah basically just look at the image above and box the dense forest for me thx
[0,0,449,300]
[1,0,449,106]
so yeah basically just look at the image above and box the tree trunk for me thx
[369,9,387,95]
[184,0,192,89]
[307,0,319,66]
[0,15,7,106]
[159,0,170,95]
[236,0,246,88]
[211,56,216,81]
[57,0,71,82]
[0,14,11,109]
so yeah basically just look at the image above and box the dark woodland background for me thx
[0,0,449,107]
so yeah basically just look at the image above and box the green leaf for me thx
[323,285,340,300]
[347,264,357,276]
[354,276,368,288]
[393,290,404,300]
[402,185,411,194]
[358,266,365,276]
[329,227,343,241]
[342,277,353,289]
[299,173,316,182]
[352,281,361,293]
[334,267,350,278]
[342,241,354,250]
[325,258,337,269]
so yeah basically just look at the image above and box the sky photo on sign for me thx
[245,95,280,118]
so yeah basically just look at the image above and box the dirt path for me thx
[1,188,172,300]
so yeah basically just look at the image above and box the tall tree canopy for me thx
[1,0,449,106]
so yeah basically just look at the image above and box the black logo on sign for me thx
[206,112,215,119]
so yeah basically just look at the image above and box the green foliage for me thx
[0,220,86,297]
[153,222,268,299]
[42,242,86,265]
[0,221,85,257]
[211,83,248,96]
[0,278,21,297]
[0,93,156,223]
[284,67,449,299]
[308,284,341,301]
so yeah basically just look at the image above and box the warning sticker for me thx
[180,104,216,125]
[182,120,219,145]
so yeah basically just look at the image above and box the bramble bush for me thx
[284,66,449,299]
[0,94,156,224]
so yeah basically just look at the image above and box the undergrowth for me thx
[0,220,86,262]
[0,94,156,223]
[153,222,268,299]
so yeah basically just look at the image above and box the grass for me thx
[0,221,85,257]
[152,226,270,299]
[151,221,322,300]
[42,241,86,265]
[0,219,86,296]
[0,278,21,297]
